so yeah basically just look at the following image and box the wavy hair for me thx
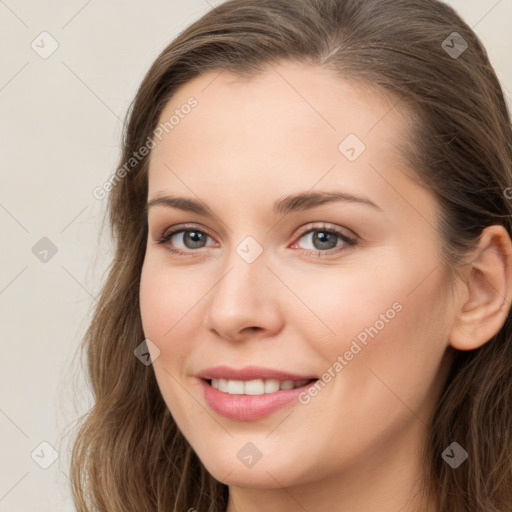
[70,0,512,510]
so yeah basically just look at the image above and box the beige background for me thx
[0,0,511,510]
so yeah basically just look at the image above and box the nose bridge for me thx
[214,233,269,304]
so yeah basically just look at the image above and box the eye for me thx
[291,223,357,257]
[156,224,216,255]
[155,222,357,258]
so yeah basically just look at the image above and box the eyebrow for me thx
[145,190,382,217]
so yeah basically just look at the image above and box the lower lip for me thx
[199,378,317,421]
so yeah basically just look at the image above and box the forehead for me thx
[152,62,412,152]
[147,61,428,220]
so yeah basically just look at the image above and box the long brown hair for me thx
[70,0,512,510]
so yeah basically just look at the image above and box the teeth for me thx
[226,380,244,394]
[210,378,311,395]
[264,379,280,393]
[280,380,294,390]
[217,378,228,393]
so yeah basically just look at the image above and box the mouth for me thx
[204,377,318,395]
[196,366,319,420]
[199,376,319,421]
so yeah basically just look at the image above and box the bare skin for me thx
[139,61,512,512]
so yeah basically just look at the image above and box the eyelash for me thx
[155,222,358,259]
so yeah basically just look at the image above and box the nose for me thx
[203,246,283,342]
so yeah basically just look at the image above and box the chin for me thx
[207,462,297,489]
[194,442,315,490]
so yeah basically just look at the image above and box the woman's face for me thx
[140,61,456,493]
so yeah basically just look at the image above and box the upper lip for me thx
[196,365,318,381]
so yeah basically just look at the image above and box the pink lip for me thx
[196,365,317,381]
[199,378,317,421]
[196,366,318,421]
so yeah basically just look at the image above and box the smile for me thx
[199,377,319,421]
[209,378,314,395]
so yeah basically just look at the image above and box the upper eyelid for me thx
[161,223,216,240]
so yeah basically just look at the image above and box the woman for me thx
[70,0,512,510]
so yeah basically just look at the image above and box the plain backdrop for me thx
[0,0,511,510]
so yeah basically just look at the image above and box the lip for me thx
[199,378,317,421]
[196,365,317,381]
[196,366,318,421]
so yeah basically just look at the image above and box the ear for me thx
[449,225,512,351]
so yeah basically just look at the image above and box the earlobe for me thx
[449,225,512,351]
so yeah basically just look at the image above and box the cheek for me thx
[139,260,205,433]
[324,270,450,431]
[139,259,205,341]
[139,259,201,402]
[270,255,411,358]
[287,254,450,405]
